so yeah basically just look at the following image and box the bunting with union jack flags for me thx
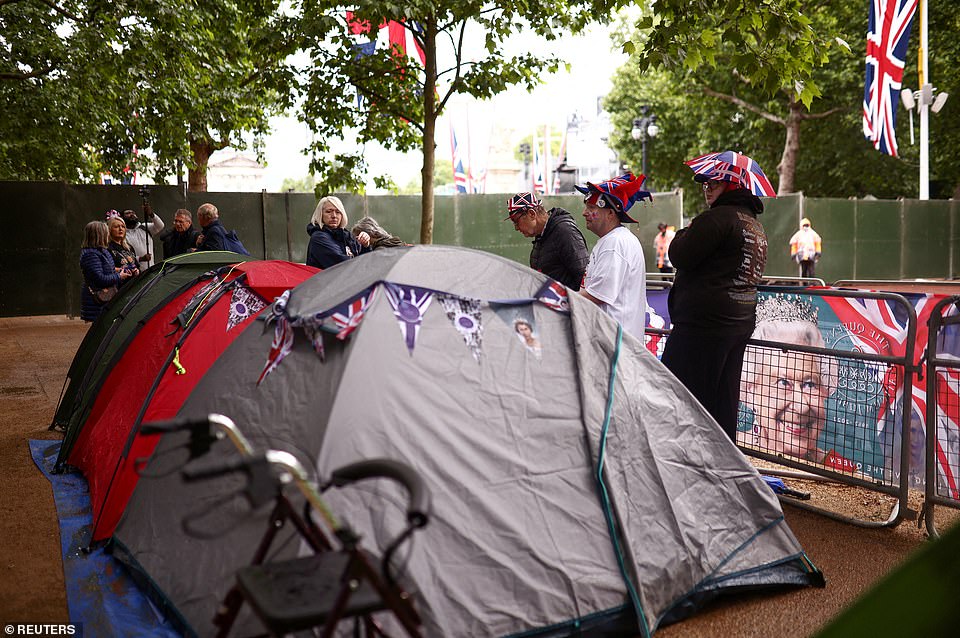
[323,286,378,341]
[863,0,919,156]
[535,280,570,314]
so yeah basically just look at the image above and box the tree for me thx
[0,0,298,190]
[298,1,604,244]
[99,0,299,191]
[606,0,944,198]
[0,0,129,181]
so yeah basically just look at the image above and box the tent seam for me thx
[595,323,650,638]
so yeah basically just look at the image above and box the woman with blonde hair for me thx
[305,196,371,268]
[106,210,140,276]
[80,221,133,322]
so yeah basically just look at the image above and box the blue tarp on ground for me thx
[30,439,179,637]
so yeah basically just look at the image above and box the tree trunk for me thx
[188,138,215,192]
[777,99,803,195]
[419,18,438,245]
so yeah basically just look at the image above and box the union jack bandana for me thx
[504,192,542,220]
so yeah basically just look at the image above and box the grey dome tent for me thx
[113,245,823,637]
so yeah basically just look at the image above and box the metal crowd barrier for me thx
[646,285,918,528]
[923,295,960,538]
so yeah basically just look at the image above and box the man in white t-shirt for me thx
[575,173,650,338]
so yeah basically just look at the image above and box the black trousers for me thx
[800,259,816,278]
[660,326,751,442]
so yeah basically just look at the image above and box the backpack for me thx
[222,229,251,256]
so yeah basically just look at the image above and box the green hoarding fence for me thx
[1,181,957,317]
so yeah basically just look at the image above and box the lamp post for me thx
[631,105,659,177]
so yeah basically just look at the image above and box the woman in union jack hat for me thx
[659,151,772,442]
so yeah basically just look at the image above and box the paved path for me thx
[0,316,949,635]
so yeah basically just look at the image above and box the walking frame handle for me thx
[140,413,255,456]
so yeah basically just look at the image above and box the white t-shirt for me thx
[583,225,647,338]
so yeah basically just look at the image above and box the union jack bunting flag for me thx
[535,280,569,314]
[257,316,294,386]
[863,0,918,156]
[324,286,377,341]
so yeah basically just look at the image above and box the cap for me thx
[574,173,652,223]
[505,192,542,220]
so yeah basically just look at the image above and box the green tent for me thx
[53,251,252,470]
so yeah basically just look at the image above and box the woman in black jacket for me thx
[660,173,768,442]
[305,196,371,268]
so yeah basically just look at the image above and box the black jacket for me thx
[305,224,368,268]
[529,208,589,291]
[667,189,767,334]
[159,225,200,258]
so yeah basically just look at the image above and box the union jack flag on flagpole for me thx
[863,0,919,156]
[451,127,468,193]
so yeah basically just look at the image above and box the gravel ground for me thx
[0,315,955,636]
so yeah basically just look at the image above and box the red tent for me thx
[67,260,318,541]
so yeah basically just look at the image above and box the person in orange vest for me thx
[653,222,676,273]
[789,218,822,278]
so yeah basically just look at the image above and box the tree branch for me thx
[0,63,57,80]
[44,0,82,20]
[353,84,424,133]
[435,20,466,115]
[799,105,849,120]
[699,85,786,125]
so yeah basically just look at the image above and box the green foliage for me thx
[605,0,957,200]
[0,0,297,185]
[627,0,835,103]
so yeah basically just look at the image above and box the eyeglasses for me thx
[509,209,530,223]
[702,181,724,191]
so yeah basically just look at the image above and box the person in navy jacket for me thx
[80,221,134,322]
[305,196,371,268]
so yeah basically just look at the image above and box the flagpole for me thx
[919,0,929,200]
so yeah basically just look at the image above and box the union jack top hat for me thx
[504,192,542,220]
[575,172,652,223]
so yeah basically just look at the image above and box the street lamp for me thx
[631,105,659,176]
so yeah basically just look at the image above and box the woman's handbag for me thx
[89,285,118,304]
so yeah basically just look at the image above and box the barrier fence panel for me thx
[645,285,917,527]
[924,296,960,537]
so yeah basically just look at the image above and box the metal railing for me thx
[923,295,960,537]
[646,284,919,528]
